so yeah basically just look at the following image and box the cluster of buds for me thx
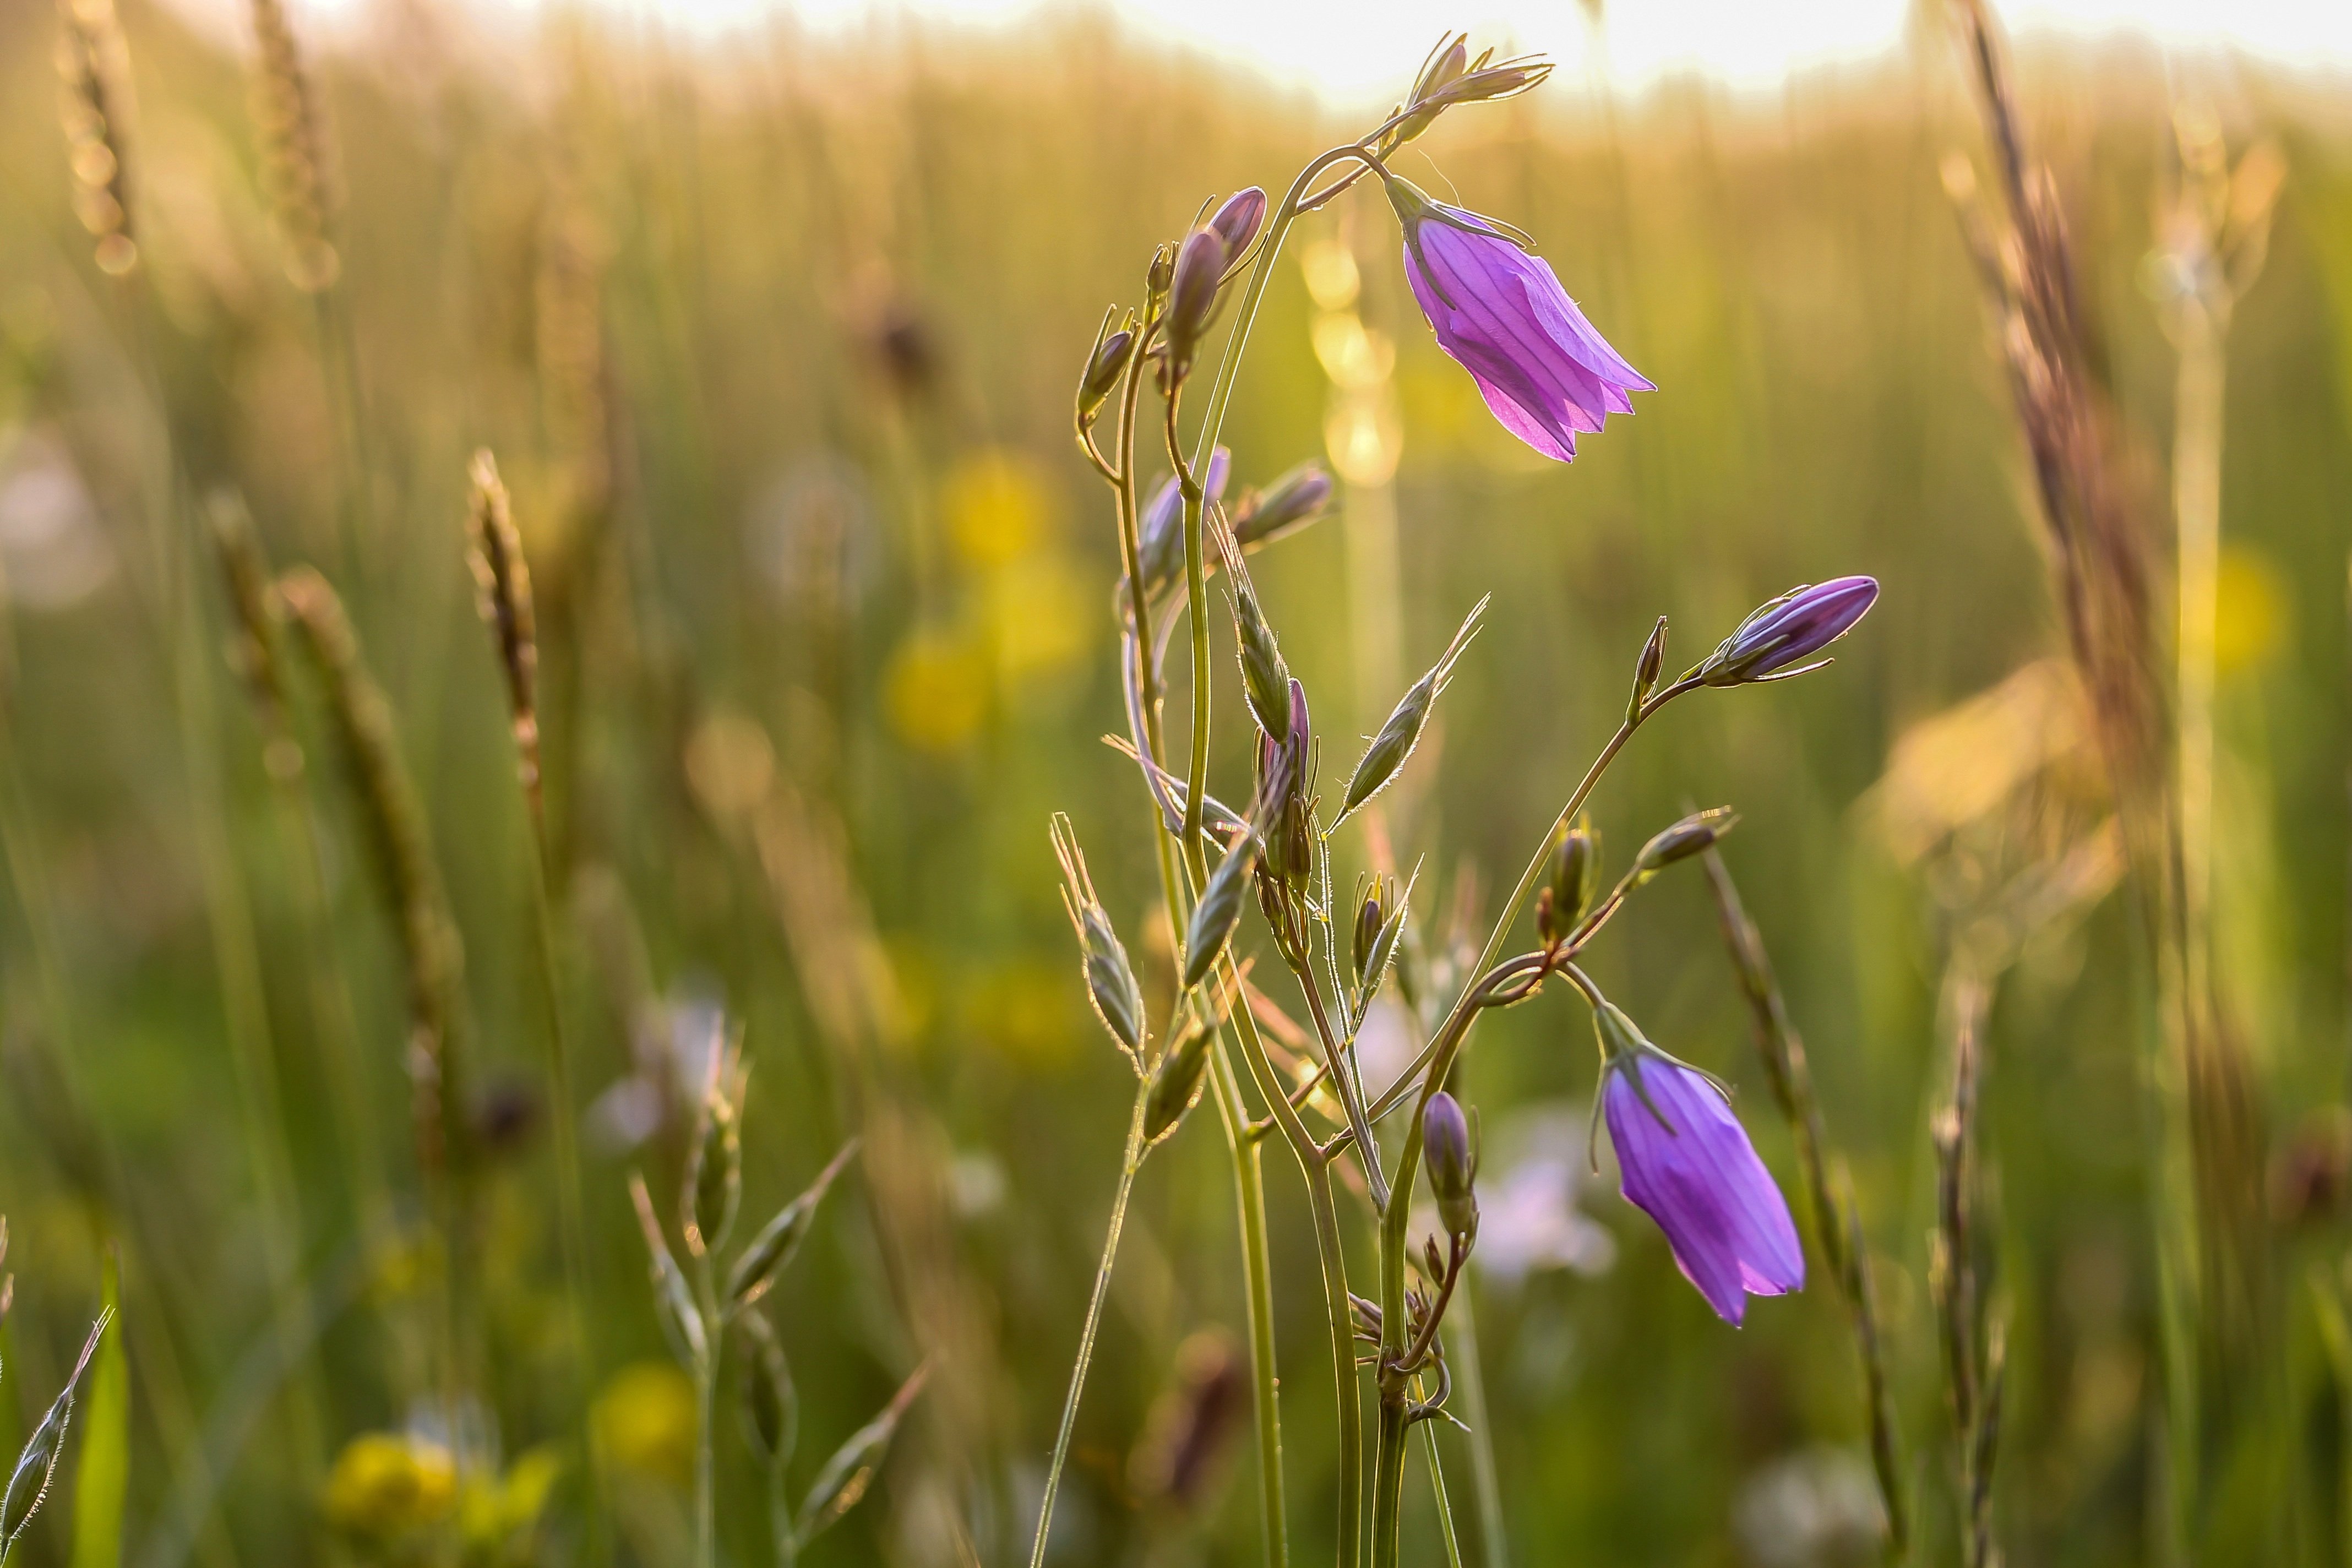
[1163,188,1268,387]
[1374,32,1553,159]
[1253,679,1315,897]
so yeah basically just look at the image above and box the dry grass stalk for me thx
[279,565,469,1180]
[1931,971,2004,1568]
[55,0,138,277]
[248,0,340,291]
[1705,851,1908,1556]
[464,450,543,814]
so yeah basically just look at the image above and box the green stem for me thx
[1207,1039,1291,1568]
[1117,304,1289,1568]
[770,1461,798,1568]
[524,813,613,1558]
[1419,1400,1464,1568]
[1307,1156,1365,1567]
[1028,1085,1150,1568]
[1443,1281,1508,1568]
[693,1256,719,1568]
[1370,1401,1411,1568]
[1370,682,1692,1559]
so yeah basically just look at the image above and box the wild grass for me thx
[0,1,2345,1564]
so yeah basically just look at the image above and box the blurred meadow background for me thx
[2,0,2352,1562]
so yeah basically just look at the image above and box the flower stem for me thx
[693,1256,719,1568]
[1028,1084,1150,1568]
[1112,315,1289,1568]
[1369,679,1693,1559]
[1207,1039,1292,1568]
[1370,1400,1412,1568]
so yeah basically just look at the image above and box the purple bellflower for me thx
[1594,1001,1803,1325]
[1384,173,1652,462]
[1701,576,1881,686]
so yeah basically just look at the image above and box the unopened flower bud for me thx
[1183,831,1260,991]
[1164,227,1228,379]
[1144,1025,1213,1144]
[1629,616,1668,719]
[1340,598,1484,822]
[1352,882,1386,983]
[1632,807,1737,881]
[1140,448,1230,600]
[1053,815,1148,1063]
[1146,242,1175,303]
[738,1313,796,1461]
[1078,322,1136,423]
[1700,576,1879,687]
[1231,575,1290,738]
[1231,464,1333,551]
[1209,187,1267,265]
[682,1046,747,1256]
[1423,1091,1479,1239]
[1537,823,1597,944]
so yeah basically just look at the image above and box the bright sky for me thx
[517,0,2352,96]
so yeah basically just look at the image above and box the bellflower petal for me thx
[1391,179,1651,463]
[1605,1054,1803,1324]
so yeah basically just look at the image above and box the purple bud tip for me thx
[1166,227,1228,363]
[1603,1055,1804,1325]
[1706,575,1880,685]
[1423,1092,1472,1184]
[1210,187,1268,262]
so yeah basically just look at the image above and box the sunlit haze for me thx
[209,0,2352,96]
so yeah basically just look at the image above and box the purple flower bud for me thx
[1077,325,1136,422]
[1209,187,1267,265]
[1232,464,1333,551]
[1423,1091,1479,1238]
[1164,226,1228,378]
[1386,174,1651,463]
[1139,448,1231,600]
[1701,576,1881,686]
[1603,1049,1803,1325]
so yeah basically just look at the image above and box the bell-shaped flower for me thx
[1385,173,1651,462]
[1595,1003,1802,1324]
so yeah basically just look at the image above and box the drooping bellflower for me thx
[1594,1002,1803,1325]
[1384,173,1652,462]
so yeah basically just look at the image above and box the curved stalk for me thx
[1028,1084,1150,1568]
[1369,678,1696,1564]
